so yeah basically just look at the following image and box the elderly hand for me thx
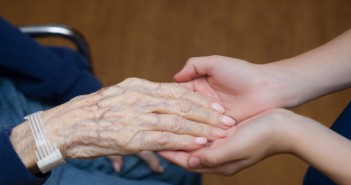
[10,77,235,174]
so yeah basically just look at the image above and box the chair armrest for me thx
[19,24,91,64]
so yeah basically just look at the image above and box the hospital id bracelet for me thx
[25,111,65,173]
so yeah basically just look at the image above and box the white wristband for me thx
[25,111,65,173]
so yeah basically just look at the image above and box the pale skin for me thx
[160,29,351,184]
[9,77,236,175]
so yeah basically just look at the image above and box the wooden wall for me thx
[1,0,350,184]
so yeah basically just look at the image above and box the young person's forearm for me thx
[290,119,351,184]
[265,29,351,107]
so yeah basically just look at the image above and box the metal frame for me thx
[19,24,91,65]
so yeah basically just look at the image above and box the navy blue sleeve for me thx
[0,17,102,104]
[0,129,50,185]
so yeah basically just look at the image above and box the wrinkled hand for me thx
[160,109,297,175]
[108,151,163,173]
[37,77,235,159]
[174,55,291,122]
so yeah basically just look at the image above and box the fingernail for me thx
[215,129,227,137]
[211,103,225,113]
[189,157,201,168]
[221,115,236,126]
[195,137,208,144]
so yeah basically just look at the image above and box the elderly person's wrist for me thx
[9,107,69,175]
[10,121,41,174]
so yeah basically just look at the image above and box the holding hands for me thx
[173,55,288,122]
[161,33,351,185]
[10,29,351,184]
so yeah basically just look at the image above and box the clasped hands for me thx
[159,55,318,175]
[12,55,310,176]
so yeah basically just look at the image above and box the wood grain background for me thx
[1,0,350,184]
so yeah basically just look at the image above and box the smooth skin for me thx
[160,29,351,184]
[9,77,235,175]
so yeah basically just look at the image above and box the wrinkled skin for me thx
[37,77,235,159]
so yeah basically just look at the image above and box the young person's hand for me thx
[174,56,292,122]
[160,109,295,175]
[160,108,351,184]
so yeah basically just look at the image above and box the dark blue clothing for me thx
[0,77,201,185]
[0,17,101,185]
[0,129,50,185]
[0,17,101,104]
[0,17,201,185]
[303,101,351,185]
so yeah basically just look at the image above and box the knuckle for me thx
[176,100,193,116]
[158,134,172,146]
[168,115,184,132]
[145,114,159,128]
[170,85,189,98]
[120,77,142,86]
[96,85,122,97]
[122,89,149,102]
[123,88,140,96]
[209,112,220,124]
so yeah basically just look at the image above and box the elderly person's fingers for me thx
[107,155,123,172]
[132,114,228,140]
[108,152,163,173]
[138,151,164,173]
[39,78,237,162]
[151,98,235,129]
[117,78,226,113]
[90,110,228,141]
[62,130,208,158]
[98,92,235,129]
[127,131,208,152]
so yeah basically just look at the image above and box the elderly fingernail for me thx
[221,115,236,126]
[195,137,208,144]
[215,129,227,137]
[189,157,201,168]
[212,103,225,113]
